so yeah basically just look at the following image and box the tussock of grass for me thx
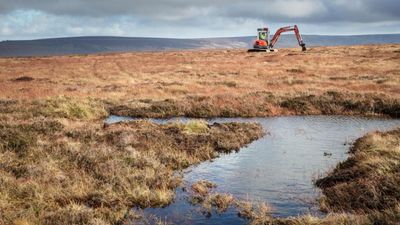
[202,193,234,214]
[188,186,272,221]
[183,120,209,134]
[38,96,107,120]
[236,200,272,223]
[0,124,37,156]
[191,180,216,196]
[0,97,108,120]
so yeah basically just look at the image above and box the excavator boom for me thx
[269,25,306,51]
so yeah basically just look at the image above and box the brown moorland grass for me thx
[0,99,264,225]
[0,45,399,117]
[316,128,400,214]
[110,91,400,118]
[1,45,400,224]
[191,180,217,196]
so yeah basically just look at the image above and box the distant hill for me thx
[1,34,399,57]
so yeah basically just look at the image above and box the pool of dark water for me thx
[106,115,400,224]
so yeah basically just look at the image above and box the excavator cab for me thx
[258,28,269,42]
[254,28,270,49]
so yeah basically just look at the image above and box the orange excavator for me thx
[248,25,306,52]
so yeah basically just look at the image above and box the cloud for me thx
[1,0,399,22]
[0,0,399,39]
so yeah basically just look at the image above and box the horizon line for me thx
[2,32,400,42]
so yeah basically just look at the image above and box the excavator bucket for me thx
[301,44,307,51]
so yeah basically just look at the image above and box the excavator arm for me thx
[269,25,306,51]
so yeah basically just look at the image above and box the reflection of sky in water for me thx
[106,115,400,224]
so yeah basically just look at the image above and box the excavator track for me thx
[247,48,278,52]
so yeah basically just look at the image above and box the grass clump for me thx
[188,187,272,221]
[191,180,216,196]
[236,201,272,224]
[0,124,37,156]
[202,193,234,214]
[38,96,107,120]
[183,120,209,134]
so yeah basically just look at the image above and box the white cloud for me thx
[0,1,399,40]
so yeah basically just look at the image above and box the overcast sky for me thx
[1,0,400,40]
